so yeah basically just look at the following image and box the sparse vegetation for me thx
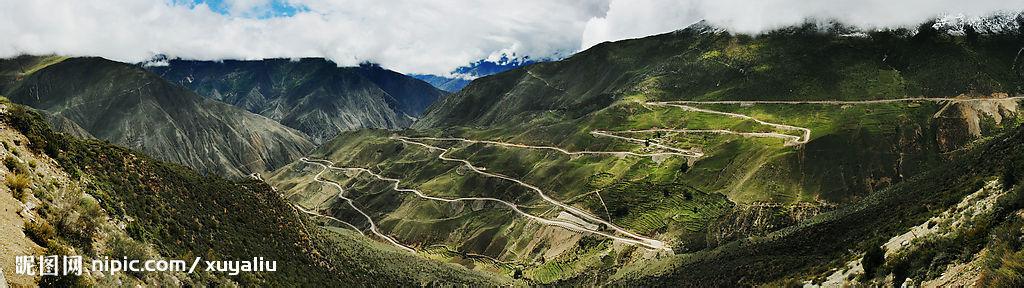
[6,172,30,199]
[978,217,1024,287]
[24,220,56,245]
[0,102,502,286]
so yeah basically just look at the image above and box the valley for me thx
[3,9,1024,286]
[270,90,1022,283]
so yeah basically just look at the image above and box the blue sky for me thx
[173,0,304,18]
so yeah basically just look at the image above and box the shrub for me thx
[6,173,30,200]
[24,220,56,244]
[1005,168,1018,189]
[3,156,27,174]
[861,242,885,278]
[57,196,104,243]
[4,156,17,171]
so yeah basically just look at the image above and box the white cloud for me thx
[0,0,1019,75]
[581,0,1024,50]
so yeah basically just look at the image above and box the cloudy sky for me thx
[0,0,1021,75]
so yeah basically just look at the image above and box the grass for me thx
[1,103,506,286]
[290,86,1018,278]
[275,22,1024,284]
[5,172,30,199]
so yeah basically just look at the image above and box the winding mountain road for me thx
[301,157,671,251]
[283,96,1023,255]
[302,159,415,253]
[391,137,669,250]
[644,102,811,146]
[657,96,1024,105]
[292,203,365,236]
[400,136,692,158]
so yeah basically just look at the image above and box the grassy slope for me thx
[270,22,1023,284]
[1,102,506,286]
[608,123,1024,286]
[420,22,1022,129]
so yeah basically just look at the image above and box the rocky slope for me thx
[147,58,447,143]
[2,57,314,176]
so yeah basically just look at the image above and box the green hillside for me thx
[269,20,1024,285]
[610,119,1024,287]
[0,99,506,286]
[419,22,1023,128]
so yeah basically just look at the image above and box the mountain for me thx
[417,22,1024,128]
[611,116,1024,287]
[410,74,473,93]
[146,58,447,143]
[268,19,1024,285]
[1,57,314,176]
[411,57,536,92]
[0,100,506,286]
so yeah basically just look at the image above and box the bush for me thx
[1005,168,1018,189]
[861,242,885,278]
[4,156,17,171]
[3,156,28,175]
[57,196,104,243]
[6,173,30,200]
[24,220,56,244]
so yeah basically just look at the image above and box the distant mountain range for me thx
[147,58,447,143]
[0,57,313,176]
[411,57,536,92]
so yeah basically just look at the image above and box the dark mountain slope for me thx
[417,21,1024,129]
[0,55,67,92]
[0,100,506,286]
[4,57,313,176]
[354,63,449,118]
[147,58,447,143]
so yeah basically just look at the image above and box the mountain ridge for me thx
[147,58,447,143]
[3,57,314,176]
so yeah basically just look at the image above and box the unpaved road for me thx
[292,203,364,236]
[400,136,691,158]
[656,96,1024,105]
[283,96,1022,254]
[302,156,671,251]
[644,102,811,146]
[302,159,415,252]
[391,137,670,250]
